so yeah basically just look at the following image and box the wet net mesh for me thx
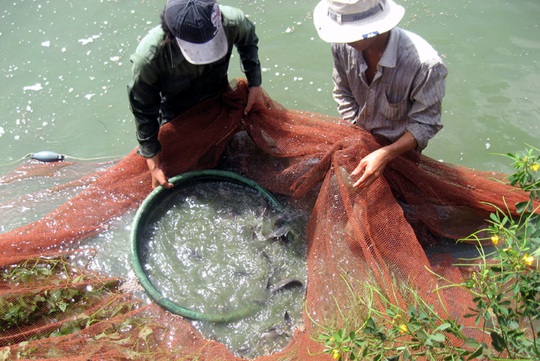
[0,80,535,360]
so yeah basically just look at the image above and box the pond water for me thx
[1,0,539,358]
[1,0,538,170]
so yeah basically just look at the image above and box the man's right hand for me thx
[146,155,173,189]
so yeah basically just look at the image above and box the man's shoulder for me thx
[131,26,164,65]
[220,5,246,27]
[395,28,442,63]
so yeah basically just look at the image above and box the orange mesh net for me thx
[0,80,534,360]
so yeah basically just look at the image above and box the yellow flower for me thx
[332,349,341,360]
[398,324,408,334]
[530,163,540,173]
[491,234,499,246]
[523,254,534,266]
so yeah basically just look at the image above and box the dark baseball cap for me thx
[164,0,228,64]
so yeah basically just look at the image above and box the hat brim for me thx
[176,23,228,65]
[313,0,405,43]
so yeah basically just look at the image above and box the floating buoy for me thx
[30,151,65,162]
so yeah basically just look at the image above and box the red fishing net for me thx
[0,80,534,360]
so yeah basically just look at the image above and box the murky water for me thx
[137,180,307,358]
[1,0,539,358]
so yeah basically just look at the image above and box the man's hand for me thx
[244,86,264,115]
[351,148,391,188]
[351,131,418,188]
[146,155,173,189]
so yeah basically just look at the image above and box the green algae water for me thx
[1,0,538,171]
[1,0,539,358]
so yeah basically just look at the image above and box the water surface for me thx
[1,0,538,171]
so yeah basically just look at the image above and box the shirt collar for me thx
[378,28,400,68]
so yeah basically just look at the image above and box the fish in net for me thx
[0,80,535,360]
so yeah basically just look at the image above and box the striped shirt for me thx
[331,27,447,150]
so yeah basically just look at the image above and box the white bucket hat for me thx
[313,0,405,43]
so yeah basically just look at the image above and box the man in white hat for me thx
[314,0,448,188]
[129,0,264,189]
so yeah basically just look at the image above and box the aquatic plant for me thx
[313,147,540,360]
[0,258,179,360]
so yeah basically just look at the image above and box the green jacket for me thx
[128,5,262,158]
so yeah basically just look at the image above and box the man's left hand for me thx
[244,86,264,115]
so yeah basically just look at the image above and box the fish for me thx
[269,277,304,294]
[260,325,292,343]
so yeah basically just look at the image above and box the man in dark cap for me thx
[128,0,264,188]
